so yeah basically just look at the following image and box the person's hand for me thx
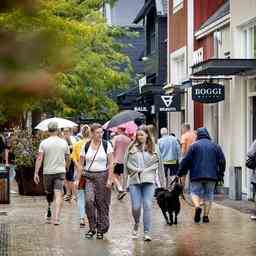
[106,178,113,189]
[137,168,143,173]
[34,173,40,184]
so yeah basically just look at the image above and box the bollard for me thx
[229,166,242,200]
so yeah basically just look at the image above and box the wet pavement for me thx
[0,193,256,256]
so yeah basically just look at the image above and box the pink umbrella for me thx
[103,121,138,135]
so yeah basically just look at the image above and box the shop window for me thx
[243,24,256,58]
[173,56,185,84]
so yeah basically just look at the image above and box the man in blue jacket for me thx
[158,128,180,187]
[178,127,226,223]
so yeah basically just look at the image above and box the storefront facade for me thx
[191,0,256,198]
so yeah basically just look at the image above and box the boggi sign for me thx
[192,83,225,103]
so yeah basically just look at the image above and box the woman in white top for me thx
[80,123,113,239]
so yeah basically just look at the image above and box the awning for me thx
[192,59,256,76]
[133,0,154,24]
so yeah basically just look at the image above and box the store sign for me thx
[192,83,225,103]
[139,76,147,94]
[134,106,148,112]
[193,48,204,65]
[155,94,181,112]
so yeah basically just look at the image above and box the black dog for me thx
[155,183,183,225]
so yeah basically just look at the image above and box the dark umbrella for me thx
[106,110,145,129]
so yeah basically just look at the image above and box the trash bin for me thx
[0,165,10,204]
[229,166,242,200]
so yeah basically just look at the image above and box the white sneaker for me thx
[144,233,152,242]
[132,224,139,239]
[45,215,51,224]
[132,230,139,239]
[250,215,256,220]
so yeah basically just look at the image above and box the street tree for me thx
[0,0,131,125]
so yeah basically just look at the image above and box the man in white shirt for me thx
[34,122,70,225]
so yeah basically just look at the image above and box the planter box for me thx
[16,167,45,196]
[15,167,25,195]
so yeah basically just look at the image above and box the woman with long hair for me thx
[80,123,113,239]
[124,125,165,241]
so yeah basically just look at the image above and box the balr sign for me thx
[192,83,225,103]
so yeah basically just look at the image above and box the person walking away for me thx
[112,126,131,200]
[63,128,76,201]
[147,124,157,143]
[124,126,165,242]
[0,129,6,163]
[246,140,256,220]
[71,125,91,227]
[158,128,180,188]
[181,123,196,157]
[178,127,226,223]
[80,123,113,240]
[180,123,196,192]
[34,122,70,225]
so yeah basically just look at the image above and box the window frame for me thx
[242,24,256,59]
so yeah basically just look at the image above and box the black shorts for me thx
[114,163,124,175]
[43,173,65,194]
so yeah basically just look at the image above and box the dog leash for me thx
[181,192,194,208]
[170,176,194,208]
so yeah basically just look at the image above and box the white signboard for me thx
[139,76,147,94]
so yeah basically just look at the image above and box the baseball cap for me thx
[48,121,58,132]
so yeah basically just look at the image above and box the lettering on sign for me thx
[155,94,181,112]
[134,106,148,112]
[192,83,225,103]
[161,96,174,108]
[193,48,204,66]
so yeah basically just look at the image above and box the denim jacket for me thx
[123,143,166,188]
[158,135,180,162]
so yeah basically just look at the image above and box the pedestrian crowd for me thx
[2,119,256,242]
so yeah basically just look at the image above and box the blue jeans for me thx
[190,180,216,202]
[129,183,155,233]
[77,189,86,219]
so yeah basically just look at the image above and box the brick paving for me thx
[0,193,256,256]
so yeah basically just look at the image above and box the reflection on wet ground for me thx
[0,194,256,256]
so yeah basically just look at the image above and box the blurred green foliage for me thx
[0,0,131,124]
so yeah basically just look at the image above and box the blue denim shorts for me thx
[190,180,216,202]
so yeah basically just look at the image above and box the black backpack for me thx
[84,140,108,155]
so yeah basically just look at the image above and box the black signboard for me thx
[155,93,181,112]
[192,83,225,103]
